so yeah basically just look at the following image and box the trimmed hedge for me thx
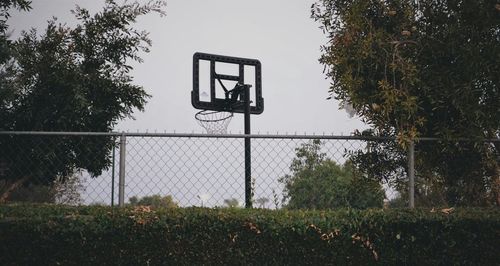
[0,204,499,265]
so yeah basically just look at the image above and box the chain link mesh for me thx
[0,132,497,208]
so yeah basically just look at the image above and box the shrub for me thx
[0,204,498,265]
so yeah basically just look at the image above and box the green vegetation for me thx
[0,0,166,202]
[312,0,500,206]
[255,197,270,208]
[1,173,85,205]
[1,204,499,265]
[223,198,241,208]
[128,194,178,209]
[281,140,384,209]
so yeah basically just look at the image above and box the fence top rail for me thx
[0,131,498,142]
[0,131,392,140]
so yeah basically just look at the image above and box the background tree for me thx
[311,0,500,206]
[128,194,178,209]
[280,140,384,209]
[3,172,85,204]
[223,198,241,208]
[0,0,31,130]
[52,172,86,205]
[255,197,269,208]
[0,0,166,202]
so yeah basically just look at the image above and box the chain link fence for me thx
[0,132,498,208]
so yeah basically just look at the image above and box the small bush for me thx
[0,204,498,265]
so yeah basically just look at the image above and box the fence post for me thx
[408,140,415,208]
[118,133,126,207]
[111,139,116,207]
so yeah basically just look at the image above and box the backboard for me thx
[192,52,264,114]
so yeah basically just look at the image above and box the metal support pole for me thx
[244,85,252,208]
[111,138,116,207]
[408,141,415,208]
[118,133,126,207]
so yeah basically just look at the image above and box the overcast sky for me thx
[12,0,368,135]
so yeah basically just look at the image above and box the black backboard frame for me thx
[192,52,264,114]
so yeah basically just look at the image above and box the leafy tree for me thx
[311,0,500,206]
[0,0,166,202]
[52,172,86,205]
[0,170,85,204]
[0,1,31,60]
[280,140,384,209]
[0,0,31,123]
[6,173,85,204]
[129,194,178,209]
[255,197,270,208]
[223,198,241,208]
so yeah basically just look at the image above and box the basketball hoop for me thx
[195,110,233,134]
[192,52,265,208]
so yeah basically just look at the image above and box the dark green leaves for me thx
[280,140,385,209]
[1,204,499,265]
[312,0,500,206]
[0,1,165,193]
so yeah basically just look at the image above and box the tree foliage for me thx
[3,172,85,204]
[223,198,241,208]
[312,0,500,206]
[129,194,178,209]
[280,140,384,209]
[0,0,166,202]
[255,197,269,208]
[0,0,31,115]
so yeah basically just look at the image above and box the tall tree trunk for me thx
[0,176,30,203]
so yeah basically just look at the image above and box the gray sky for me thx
[12,0,367,135]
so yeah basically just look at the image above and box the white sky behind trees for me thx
[12,0,367,135]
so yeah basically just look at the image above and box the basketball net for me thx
[195,110,233,134]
